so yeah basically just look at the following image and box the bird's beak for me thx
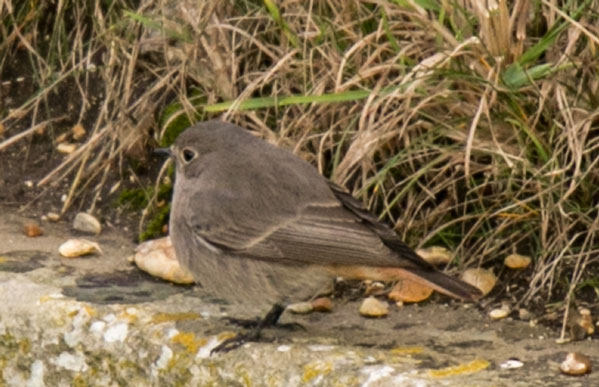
[154,147,173,157]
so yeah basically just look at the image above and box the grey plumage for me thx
[168,120,481,313]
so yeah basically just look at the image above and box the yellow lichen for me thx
[83,305,97,318]
[171,332,207,354]
[118,309,138,324]
[152,312,201,324]
[19,338,31,353]
[302,361,333,383]
[389,346,424,355]
[428,359,490,378]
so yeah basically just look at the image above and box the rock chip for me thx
[560,352,591,376]
[311,297,333,312]
[72,124,86,140]
[56,142,77,154]
[133,237,194,284]
[59,239,102,258]
[504,254,531,269]
[359,297,388,318]
[500,359,524,369]
[388,279,433,303]
[518,308,532,321]
[416,246,453,265]
[73,212,102,235]
[47,212,61,222]
[24,223,43,237]
[287,302,314,314]
[461,268,496,296]
[489,304,510,320]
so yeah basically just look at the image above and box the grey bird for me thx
[165,120,481,351]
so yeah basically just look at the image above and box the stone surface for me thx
[1,207,598,386]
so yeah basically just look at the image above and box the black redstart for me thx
[166,120,481,350]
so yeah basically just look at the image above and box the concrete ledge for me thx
[1,209,596,386]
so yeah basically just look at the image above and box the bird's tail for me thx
[327,265,482,301]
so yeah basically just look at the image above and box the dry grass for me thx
[1,0,598,322]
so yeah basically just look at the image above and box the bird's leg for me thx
[223,303,285,329]
[212,303,303,353]
[223,303,306,331]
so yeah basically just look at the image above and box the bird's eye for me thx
[181,148,197,164]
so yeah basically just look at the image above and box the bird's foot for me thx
[224,317,305,331]
[222,303,285,329]
[212,303,304,354]
[223,316,261,329]
[211,328,268,353]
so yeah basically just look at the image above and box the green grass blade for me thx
[203,85,407,112]
[263,0,299,48]
[506,118,549,162]
[502,0,591,88]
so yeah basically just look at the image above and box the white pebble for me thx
[286,302,313,314]
[73,212,102,235]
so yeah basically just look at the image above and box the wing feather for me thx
[185,179,431,270]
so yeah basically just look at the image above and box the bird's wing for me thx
[185,184,417,269]
[185,182,482,300]
[326,181,436,270]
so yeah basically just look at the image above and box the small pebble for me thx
[23,223,43,237]
[518,308,532,321]
[461,268,496,296]
[72,124,86,140]
[287,302,313,314]
[73,212,102,235]
[55,132,69,143]
[415,246,453,265]
[500,359,524,369]
[133,237,194,284]
[311,297,333,312]
[560,352,591,376]
[504,254,532,269]
[59,239,102,258]
[359,297,388,318]
[489,308,509,320]
[489,303,511,320]
[388,279,433,303]
[47,212,60,222]
[56,142,77,154]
